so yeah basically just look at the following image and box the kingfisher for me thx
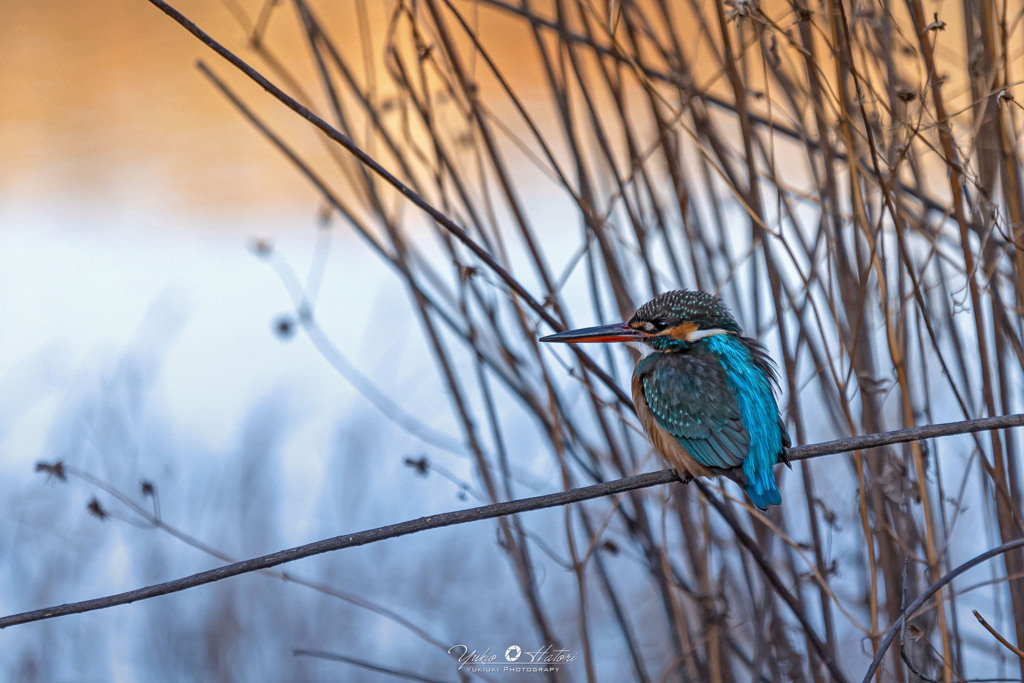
[540,290,789,509]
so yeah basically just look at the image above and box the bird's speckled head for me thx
[539,289,740,351]
[628,290,739,351]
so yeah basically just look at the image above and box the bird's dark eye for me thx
[654,320,669,331]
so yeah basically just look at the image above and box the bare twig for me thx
[972,610,1024,659]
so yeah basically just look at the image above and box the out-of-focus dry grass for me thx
[63,0,1024,680]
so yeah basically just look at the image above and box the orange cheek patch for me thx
[665,321,698,341]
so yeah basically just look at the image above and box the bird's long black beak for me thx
[540,322,648,344]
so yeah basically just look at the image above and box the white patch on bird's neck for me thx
[686,328,733,342]
[627,340,653,356]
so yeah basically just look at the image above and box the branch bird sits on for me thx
[542,290,790,509]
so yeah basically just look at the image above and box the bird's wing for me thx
[638,352,750,470]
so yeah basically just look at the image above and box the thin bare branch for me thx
[4,414,1022,631]
[972,611,1024,659]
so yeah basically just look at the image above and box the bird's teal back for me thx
[703,334,785,507]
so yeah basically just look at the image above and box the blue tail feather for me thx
[744,463,781,509]
[744,482,781,510]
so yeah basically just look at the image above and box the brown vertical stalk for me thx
[905,0,1024,675]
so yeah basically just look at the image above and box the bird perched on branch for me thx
[541,290,789,508]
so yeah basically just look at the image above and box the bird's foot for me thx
[677,469,694,483]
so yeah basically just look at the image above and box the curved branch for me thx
[862,538,1024,682]
[2,413,1021,630]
